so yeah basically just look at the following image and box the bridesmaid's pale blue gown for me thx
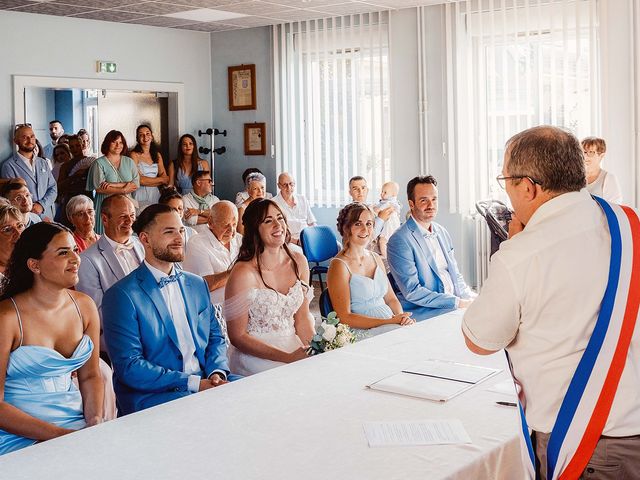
[0,297,92,456]
[335,258,400,341]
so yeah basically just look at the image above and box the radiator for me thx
[473,214,492,291]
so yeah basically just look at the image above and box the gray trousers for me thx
[534,431,640,480]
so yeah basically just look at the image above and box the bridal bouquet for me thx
[308,311,356,355]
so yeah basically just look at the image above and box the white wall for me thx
[0,10,213,162]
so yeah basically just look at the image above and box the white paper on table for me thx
[363,419,472,447]
[485,379,517,397]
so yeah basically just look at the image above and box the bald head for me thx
[277,172,296,199]
[208,200,238,246]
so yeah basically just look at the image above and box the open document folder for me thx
[367,359,501,402]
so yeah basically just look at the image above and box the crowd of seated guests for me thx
[0,120,626,459]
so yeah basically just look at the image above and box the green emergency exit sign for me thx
[97,61,117,74]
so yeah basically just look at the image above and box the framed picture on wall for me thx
[244,122,266,155]
[228,64,256,111]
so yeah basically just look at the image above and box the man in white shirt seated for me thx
[182,170,219,234]
[77,194,144,352]
[463,126,640,479]
[183,200,242,307]
[272,172,316,244]
[0,181,41,227]
[348,176,394,242]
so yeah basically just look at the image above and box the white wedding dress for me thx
[229,281,309,376]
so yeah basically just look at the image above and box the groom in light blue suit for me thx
[388,175,475,320]
[103,204,237,415]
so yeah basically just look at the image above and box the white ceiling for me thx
[0,0,449,32]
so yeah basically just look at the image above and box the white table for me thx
[0,311,523,479]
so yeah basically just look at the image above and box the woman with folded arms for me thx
[0,222,103,455]
[130,124,169,211]
[327,202,414,340]
[86,130,139,234]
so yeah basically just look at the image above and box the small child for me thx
[373,181,402,259]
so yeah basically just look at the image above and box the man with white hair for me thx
[183,200,242,307]
[272,172,316,243]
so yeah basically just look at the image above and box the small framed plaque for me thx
[228,64,256,111]
[244,122,266,155]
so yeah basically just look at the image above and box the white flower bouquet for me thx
[308,311,356,355]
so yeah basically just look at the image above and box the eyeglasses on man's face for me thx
[496,175,543,190]
[583,150,603,158]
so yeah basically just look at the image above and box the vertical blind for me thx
[434,0,600,214]
[273,12,391,208]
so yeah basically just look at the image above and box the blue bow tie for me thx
[158,271,184,288]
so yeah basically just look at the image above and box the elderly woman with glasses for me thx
[66,195,99,253]
[0,204,26,280]
[581,137,622,204]
[236,172,267,235]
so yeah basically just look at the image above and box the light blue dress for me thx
[134,162,160,211]
[334,257,400,341]
[175,163,206,195]
[0,297,92,456]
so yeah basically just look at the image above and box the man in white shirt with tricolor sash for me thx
[462,126,640,479]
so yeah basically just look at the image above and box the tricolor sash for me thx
[513,196,640,480]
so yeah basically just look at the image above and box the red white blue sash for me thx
[514,196,640,480]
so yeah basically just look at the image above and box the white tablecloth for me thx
[0,310,523,479]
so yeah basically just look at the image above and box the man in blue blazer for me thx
[388,175,475,320]
[1,125,57,220]
[103,204,236,415]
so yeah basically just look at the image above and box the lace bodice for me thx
[246,281,308,336]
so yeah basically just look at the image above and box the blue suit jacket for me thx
[387,217,473,320]
[102,263,230,415]
[1,152,57,219]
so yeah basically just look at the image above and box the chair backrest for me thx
[300,225,341,263]
[319,288,334,318]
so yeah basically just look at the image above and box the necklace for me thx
[344,250,368,267]
[260,252,287,272]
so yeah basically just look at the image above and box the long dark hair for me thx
[236,198,307,294]
[173,134,202,176]
[0,223,73,300]
[131,124,160,164]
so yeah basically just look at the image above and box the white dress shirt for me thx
[414,218,455,296]
[182,193,220,233]
[103,234,141,275]
[463,190,640,435]
[144,261,201,393]
[183,229,242,304]
[17,152,36,174]
[273,193,316,239]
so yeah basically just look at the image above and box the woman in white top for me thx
[225,199,314,376]
[130,125,169,211]
[581,136,622,204]
[236,172,267,235]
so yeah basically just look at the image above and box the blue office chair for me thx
[299,225,341,291]
[319,288,334,318]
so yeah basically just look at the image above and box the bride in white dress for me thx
[225,199,315,376]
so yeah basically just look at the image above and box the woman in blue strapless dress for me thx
[0,222,103,456]
[327,202,415,340]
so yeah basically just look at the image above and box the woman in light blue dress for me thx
[168,134,208,195]
[86,130,139,234]
[0,222,103,455]
[130,125,169,211]
[327,202,414,340]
